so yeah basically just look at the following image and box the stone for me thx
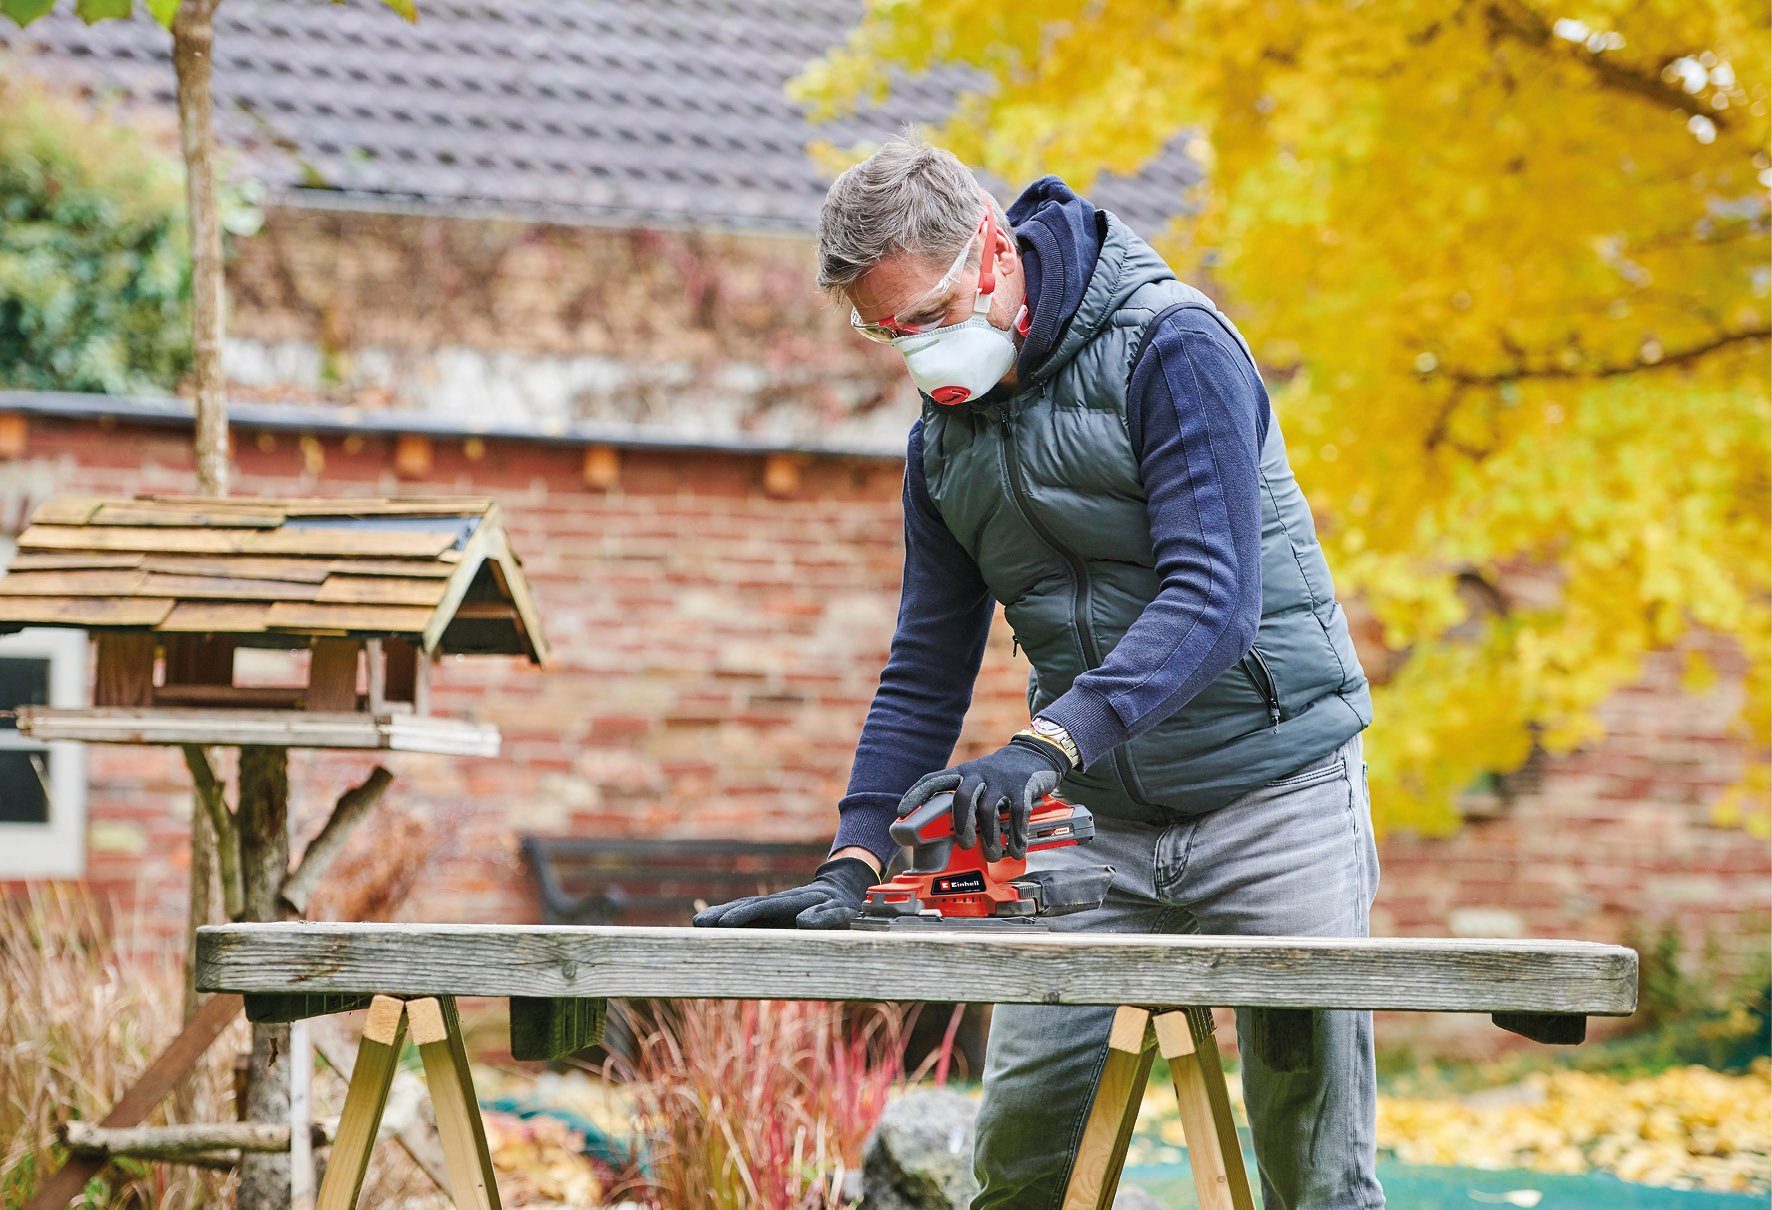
[861,1088,980,1209]
[1111,1186,1168,1210]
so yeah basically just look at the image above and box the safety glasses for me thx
[850,202,998,344]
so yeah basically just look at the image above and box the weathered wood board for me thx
[197,923,1638,1015]
[19,707,499,755]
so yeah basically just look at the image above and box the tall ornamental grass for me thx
[0,884,239,1209]
[604,1000,923,1209]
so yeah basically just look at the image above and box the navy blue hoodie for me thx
[831,176,1269,865]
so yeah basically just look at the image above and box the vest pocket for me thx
[1240,645,1282,730]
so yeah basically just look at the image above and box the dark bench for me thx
[520,835,835,926]
[518,833,992,1072]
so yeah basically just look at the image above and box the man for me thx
[694,133,1382,1209]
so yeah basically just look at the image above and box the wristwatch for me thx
[1022,715,1081,770]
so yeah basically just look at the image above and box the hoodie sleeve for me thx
[1036,308,1269,770]
[830,419,996,866]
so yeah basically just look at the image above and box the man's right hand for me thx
[690,855,879,930]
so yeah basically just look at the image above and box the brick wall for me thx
[3,408,1767,1053]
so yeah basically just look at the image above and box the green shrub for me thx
[0,73,190,394]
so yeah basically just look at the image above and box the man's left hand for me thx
[897,736,1071,861]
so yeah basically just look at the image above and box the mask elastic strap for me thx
[975,190,1000,302]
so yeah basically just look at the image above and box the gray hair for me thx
[815,126,1008,301]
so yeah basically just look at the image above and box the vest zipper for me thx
[1243,645,1282,731]
[997,408,1159,809]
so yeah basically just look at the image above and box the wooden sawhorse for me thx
[197,922,1638,1210]
[1063,1005,1252,1210]
[320,995,500,1210]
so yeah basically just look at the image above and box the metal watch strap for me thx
[1016,722,1079,770]
[1031,716,1081,767]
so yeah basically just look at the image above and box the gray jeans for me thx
[972,733,1384,1210]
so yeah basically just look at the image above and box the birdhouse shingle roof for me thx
[0,496,548,664]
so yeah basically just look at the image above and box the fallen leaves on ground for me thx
[1377,1059,1771,1193]
[483,1110,607,1208]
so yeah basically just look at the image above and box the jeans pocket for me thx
[1260,749,1345,791]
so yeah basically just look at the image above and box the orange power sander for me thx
[854,791,1115,931]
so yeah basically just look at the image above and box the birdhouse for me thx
[0,496,547,754]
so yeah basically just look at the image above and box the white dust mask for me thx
[890,289,1026,407]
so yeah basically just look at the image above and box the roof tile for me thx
[1,0,1200,234]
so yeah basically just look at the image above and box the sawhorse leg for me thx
[1155,1008,1255,1210]
[317,995,502,1210]
[1060,1006,1255,1210]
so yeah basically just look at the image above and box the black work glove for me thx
[898,736,1071,862]
[690,857,876,930]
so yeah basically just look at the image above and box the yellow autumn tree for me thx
[790,0,1771,833]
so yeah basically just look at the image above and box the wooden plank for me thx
[0,569,148,596]
[315,576,451,607]
[1492,1011,1587,1044]
[19,707,499,755]
[269,602,436,635]
[143,555,343,584]
[311,559,456,579]
[95,633,157,708]
[155,684,306,708]
[158,601,275,633]
[1061,1007,1153,1210]
[480,535,549,666]
[92,503,287,528]
[422,541,492,656]
[139,496,492,516]
[316,996,407,1210]
[24,496,105,525]
[408,997,501,1210]
[0,596,172,627]
[18,525,463,559]
[22,994,242,1210]
[246,993,377,1023]
[194,925,1640,1015]
[450,601,519,621]
[307,638,362,712]
[509,998,607,1061]
[4,552,144,572]
[1155,1009,1254,1210]
[139,573,326,602]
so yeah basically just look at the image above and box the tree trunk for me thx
[236,745,292,1208]
[171,0,230,1120]
[172,0,229,497]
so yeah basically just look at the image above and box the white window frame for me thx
[0,628,89,878]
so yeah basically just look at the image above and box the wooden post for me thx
[408,997,501,1210]
[289,1019,315,1210]
[237,744,294,1207]
[93,633,156,708]
[1060,1006,1155,1210]
[306,638,361,712]
[1153,1009,1254,1210]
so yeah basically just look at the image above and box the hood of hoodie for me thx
[968,174,1175,409]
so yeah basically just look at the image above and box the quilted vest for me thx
[921,211,1371,823]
